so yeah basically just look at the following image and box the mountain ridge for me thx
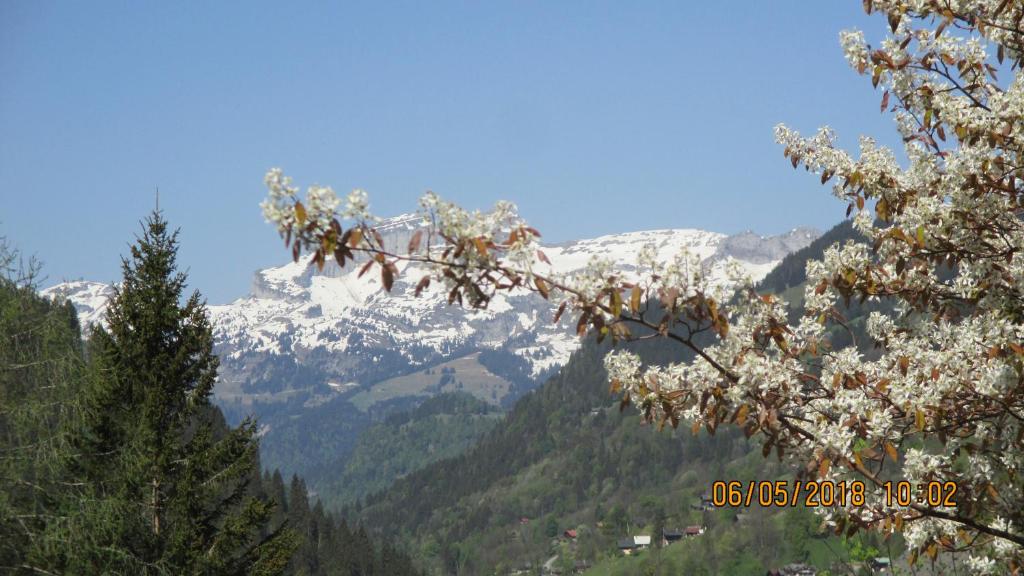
[41,221,820,487]
[43,221,820,411]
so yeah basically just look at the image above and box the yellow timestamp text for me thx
[711,480,867,508]
[883,481,958,507]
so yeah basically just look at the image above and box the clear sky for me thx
[1,1,901,303]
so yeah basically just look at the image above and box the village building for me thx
[684,524,706,536]
[617,535,651,555]
[662,528,684,545]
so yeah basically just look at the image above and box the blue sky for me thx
[1,2,900,303]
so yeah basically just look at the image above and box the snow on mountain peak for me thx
[206,225,819,406]
[39,280,114,329]
[40,223,820,409]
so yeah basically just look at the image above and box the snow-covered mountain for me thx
[39,280,115,329]
[42,220,819,412]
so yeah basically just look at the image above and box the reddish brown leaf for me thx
[408,229,423,254]
[358,259,374,279]
[535,277,550,299]
[553,301,568,324]
[414,275,430,296]
[887,12,900,33]
[884,442,898,462]
[380,265,394,292]
[348,228,363,248]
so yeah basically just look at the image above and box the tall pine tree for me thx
[81,211,296,574]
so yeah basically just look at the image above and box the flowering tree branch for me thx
[262,0,1024,571]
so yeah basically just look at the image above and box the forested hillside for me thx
[0,225,421,575]
[348,219,900,575]
[308,392,504,510]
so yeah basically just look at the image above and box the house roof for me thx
[617,538,636,549]
[685,525,703,534]
[563,529,577,538]
[634,535,652,546]
[663,529,684,538]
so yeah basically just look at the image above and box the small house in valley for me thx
[663,528,684,545]
[617,535,652,555]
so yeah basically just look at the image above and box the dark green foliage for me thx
[0,242,87,572]
[308,392,501,509]
[477,347,554,405]
[0,224,421,575]
[276,476,422,576]
[251,394,372,485]
[64,212,297,574]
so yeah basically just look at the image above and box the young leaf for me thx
[553,301,568,324]
[348,228,364,248]
[358,259,374,279]
[610,290,623,318]
[473,237,488,257]
[888,11,900,33]
[535,277,550,299]
[408,229,423,254]
[734,404,750,425]
[414,274,430,296]
[884,441,898,462]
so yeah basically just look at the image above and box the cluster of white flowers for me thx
[305,185,340,227]
[840,29,869,73]
[260,168,298,234]
[606,2,1024,567]
[341,188,371,221]
[766,1,1024,567]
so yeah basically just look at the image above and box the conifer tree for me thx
[0,242,89,572]
[81,211,296,574]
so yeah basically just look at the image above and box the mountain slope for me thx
[43,221,820,487]
[308,392,503,510]
[348,218,897,575]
